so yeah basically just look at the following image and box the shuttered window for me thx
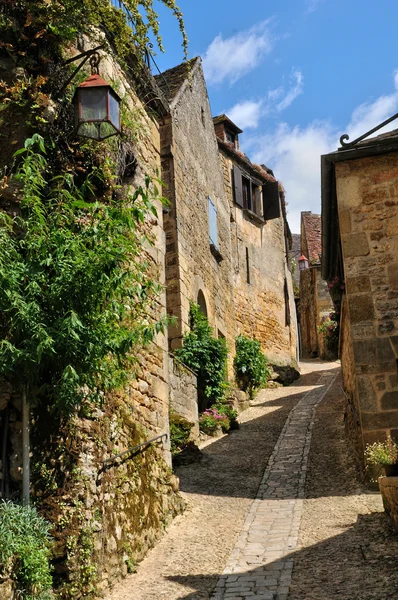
[232,165,244,207]
[208,196,219,250]
[262,181,281,221]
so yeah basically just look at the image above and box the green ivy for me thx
[175,303,228,411]
[169,412,194,456]
[0,501,53,600]
[234,335,269,398]
[0,134,168,413]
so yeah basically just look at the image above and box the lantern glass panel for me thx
[109,92,120,130]
[81,87,107,121]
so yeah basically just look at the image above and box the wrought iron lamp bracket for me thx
[339,112,398,150]
[59,45,105,95]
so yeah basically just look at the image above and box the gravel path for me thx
[105,360,336,600]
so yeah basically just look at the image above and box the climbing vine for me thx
[0,134,168,413]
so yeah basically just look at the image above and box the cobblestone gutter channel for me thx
[211,370,338,600]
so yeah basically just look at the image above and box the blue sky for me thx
[151,0,398,232]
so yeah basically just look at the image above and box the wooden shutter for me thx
[262,181,281,221]
[232,165,244,207]
[208,196,219,249]
[253,185,262,217]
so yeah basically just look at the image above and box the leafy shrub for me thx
[175,303,228,411]
[199,408,229,435]
[365,436,398,466]
[0,501,53,600]
[169,413,194,456]
[234,335,269,397]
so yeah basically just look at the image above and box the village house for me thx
[321,126,398,466]
[299,211,334,359]
[213,114,299,370]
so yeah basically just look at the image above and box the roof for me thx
[217,138,276,184]
[154,57,199,103]
[213,114,243,134]
[301,212,321,264]
[321,124,398,281]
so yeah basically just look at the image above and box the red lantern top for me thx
[72,54,121,141]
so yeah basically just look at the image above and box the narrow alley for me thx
[105,360,398,600]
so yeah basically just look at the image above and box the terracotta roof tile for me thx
[301,212,321,264]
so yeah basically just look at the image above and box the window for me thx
[225,128,236,147]
[262,181,281,221]
[233,165,281,221]
[242,176,252,211]
[208,196,219,250]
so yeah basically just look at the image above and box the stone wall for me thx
[161,59,236,356]
[339,295,364,469]
[169,355,199,438]
[335,152,398,450]
[219,152,298,368]
[0,40,184,596]
[299,267,334,359]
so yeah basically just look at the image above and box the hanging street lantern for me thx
[73,53,121,141]
[298,255,309,270]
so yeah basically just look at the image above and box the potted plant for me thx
[365,436,398,478]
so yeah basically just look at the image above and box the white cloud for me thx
[225,70,304,131]
[276,70,303,111]
[306,0,325,13]
[244,69,398,234]
[202,21,274,85]
[227,100,264,129]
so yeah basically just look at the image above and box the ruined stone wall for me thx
[219,152,298,367]
[161,60,236,355]
[335,152,398,451]
[0,43,184,596]
[169,355,199,438]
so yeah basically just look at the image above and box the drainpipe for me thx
[22,386,30,506]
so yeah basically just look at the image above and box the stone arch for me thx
[197,289,208,319]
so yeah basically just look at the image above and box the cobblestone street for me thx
[105,361,398,600]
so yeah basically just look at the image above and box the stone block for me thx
[339,209,352,234]
[386,218,398,236]
[352,337,395,365]
[357,376,378,411]
[346,275,371,295]
[381,391,398,410]
[363,187,389,205]
[388,264,398,290]
[336,174,361,208]
[361,411,398,430]
[342,233,369,257]
[348,294,374,323]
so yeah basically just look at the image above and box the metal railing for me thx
[103,432,168,471]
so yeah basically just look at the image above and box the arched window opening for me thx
[197,290,208,319]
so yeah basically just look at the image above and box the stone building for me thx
[321,127,398,465]
[299,212,334,358]
[155,59,236,355]
[214,114,298,368]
